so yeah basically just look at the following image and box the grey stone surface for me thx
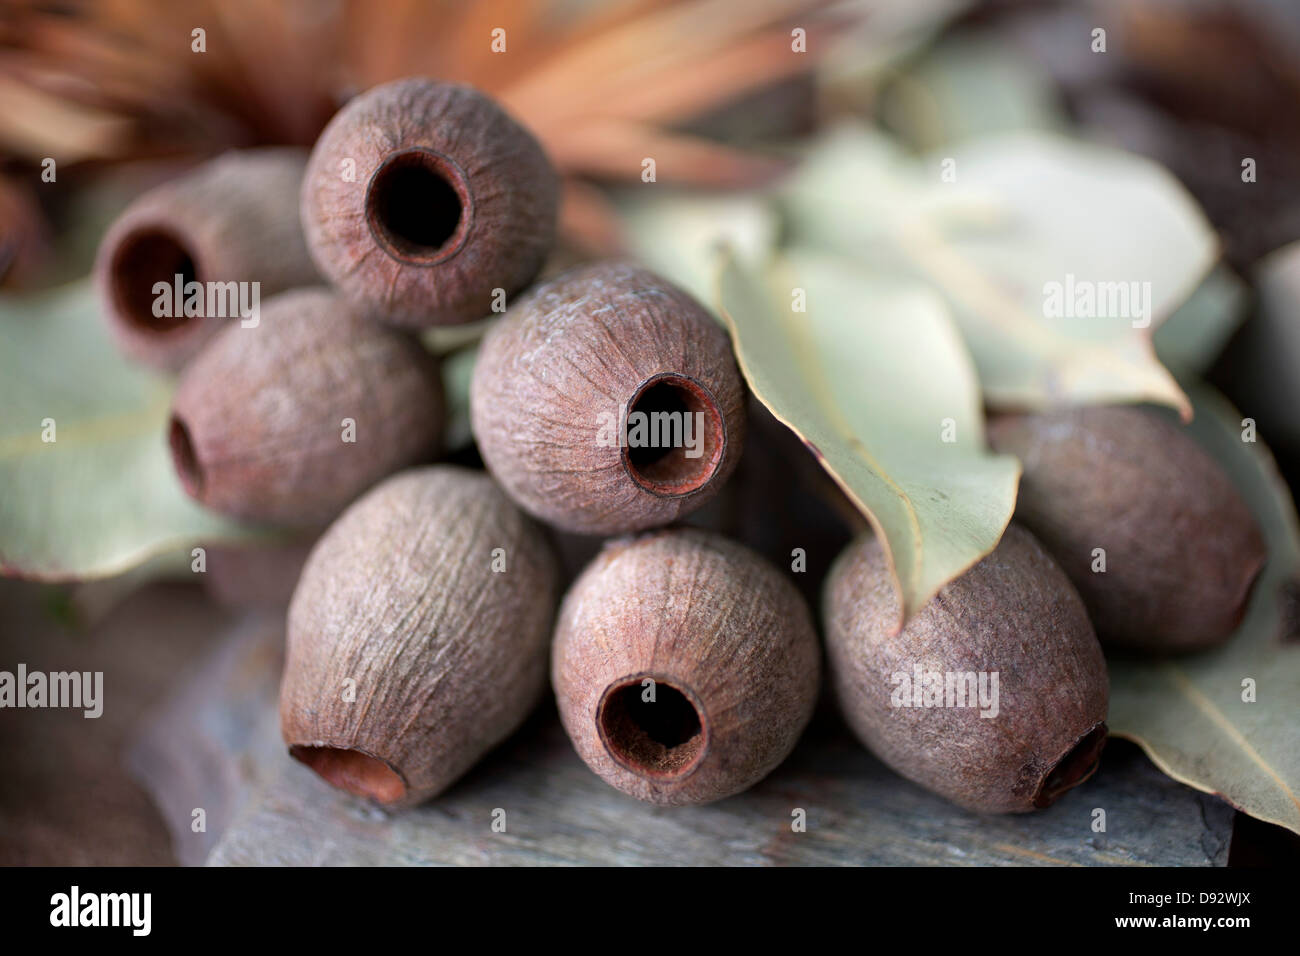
[207,703,1234,867]
[127,608,1234,867]
[128,612,284,866]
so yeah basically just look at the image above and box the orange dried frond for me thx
[0,0,838,171]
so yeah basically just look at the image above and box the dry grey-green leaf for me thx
[1108,381,1300,835]
[0,282,266,580]
[784,125,1217,417]
[716,246,1019,627]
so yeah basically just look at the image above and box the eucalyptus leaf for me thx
[0,281,266,580]
[819,0,974,112]
[1108,382,1300,835]
[716,246,1020,628]
[616,189,781,305]
[441,344,477,452]
[879,34,1066,150]
[1153,264,1249,375]
[420,314,495,356]
[785,126,1217,417]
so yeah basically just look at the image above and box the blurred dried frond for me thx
[0,0,847,255]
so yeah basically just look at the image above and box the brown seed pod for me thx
[824,524,1109,814]
[281,466,557,807]
[553,528,819,806]
[471,261,746,535]
[988,405,1266,654]
[169,288,443,527]
[301,78,559,329]
[94,148,319,369]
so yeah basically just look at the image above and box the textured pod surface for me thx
[825,525,1109,814]
[472,261,746,534]
[553,528,819,806]
[169,288,443,527]
[988,405,1266,654]
[94,148,318,369]
[281,466,558,807]
[302,78,559,328]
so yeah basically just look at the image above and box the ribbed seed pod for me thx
[988,405,1266,654]
[94,148,318,369]
[169,288,443,527]
[301,78,559,328]
[472,261,746,535]
[824,525,1109,814]
[282,467,557,807]
[553,528,819,806]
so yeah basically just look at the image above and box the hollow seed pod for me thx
[824,524,1109,814]
[281,466,557,807]
[169,288,443,527]
[301,78,559,329]
[988,405,1266,654]
[553,528,819,806]
[95,148,319,369]
[472,261,746,535]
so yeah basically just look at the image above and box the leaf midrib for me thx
[0,393,170,459]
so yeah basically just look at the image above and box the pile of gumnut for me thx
[94,77,1263,813]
